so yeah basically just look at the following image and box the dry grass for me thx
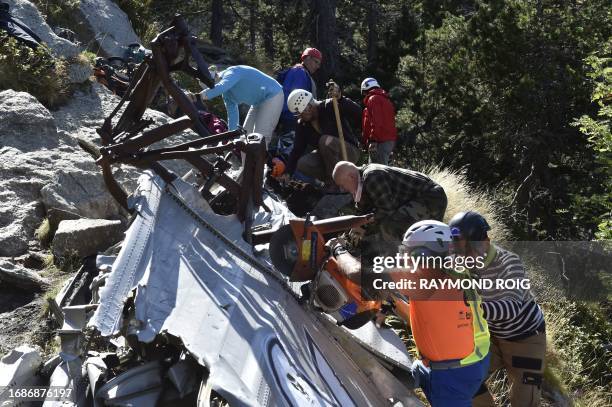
[34,218,52,248]
[572,388,612,407]
[38,253,68,318]
[77,51,96,67]
[424,166,510,241]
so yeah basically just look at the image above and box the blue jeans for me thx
[368,140,395,165]
[412,354,490,407]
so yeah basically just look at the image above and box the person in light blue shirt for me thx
[201,65,283,147]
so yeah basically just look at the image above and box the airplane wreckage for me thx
[0,17,422,407]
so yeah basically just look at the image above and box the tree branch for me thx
[508,163,536,208]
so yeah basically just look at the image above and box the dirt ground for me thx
[0,278,66,359]
[0,289,45,356]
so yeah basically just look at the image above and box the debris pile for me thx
[1,16,423,406]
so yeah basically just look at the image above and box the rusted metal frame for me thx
[106,128,244,159]
[102,148,242,198]
[183,156,241,197]
[97,62,147,142]
[151,35,211,139]
[97,60,154,145]
[95,16,270,228]
[146,128,245,154]
[110,61,149,119]
[102,116,194,155]
[173,16,215,88]
[121,131,243,158]
[97,117,114,146]
[240,134,268,209]
[112,118,155,145]
[106,101,241,156]
[102,131,244,165]
[113,64,162,139]
[118,145,240,163]
[237,136,269,222]
[100,160,129,211]
[101,16,215,148]
[102,145,240,198]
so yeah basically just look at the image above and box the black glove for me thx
[325,237,348,257]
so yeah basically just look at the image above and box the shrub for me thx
[0,32,69,108]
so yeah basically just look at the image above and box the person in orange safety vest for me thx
[389,220,490,407]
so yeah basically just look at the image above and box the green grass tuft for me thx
[39,280,64,319]
[78,50,97,66]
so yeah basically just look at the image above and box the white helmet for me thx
[208,65,220,81]
[287,89,313,114]
[402,220,452,255]
[361,77,380,92]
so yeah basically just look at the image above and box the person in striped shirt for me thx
[449,211,546,407]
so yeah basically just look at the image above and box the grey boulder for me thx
[41,170,127,222]
[4,0,80,58]
[0,90,57,256]
[0,259,49,291]
[79,0,141,57]
[52,218,124,259]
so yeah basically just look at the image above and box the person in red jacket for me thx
[361,78,398,165]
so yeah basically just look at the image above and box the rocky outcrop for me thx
[78,0,141,57]
[0,259,49,291]
[41,170,127,222]
[0,83,201,257]
[4,0,141,60]
[0,90,57,146]
[5,0,80,58]
[4,1,92,84]
[52,218,124,259]
[0,90,58,256]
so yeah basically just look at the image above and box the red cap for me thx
[301,47,322,62]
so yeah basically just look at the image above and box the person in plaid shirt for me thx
[332,162,447,242]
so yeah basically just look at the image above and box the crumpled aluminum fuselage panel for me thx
[89,172,392,406]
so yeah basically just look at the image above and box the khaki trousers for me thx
[243,91,284,148]
[473,332,547,407]
[296,135,360,184]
